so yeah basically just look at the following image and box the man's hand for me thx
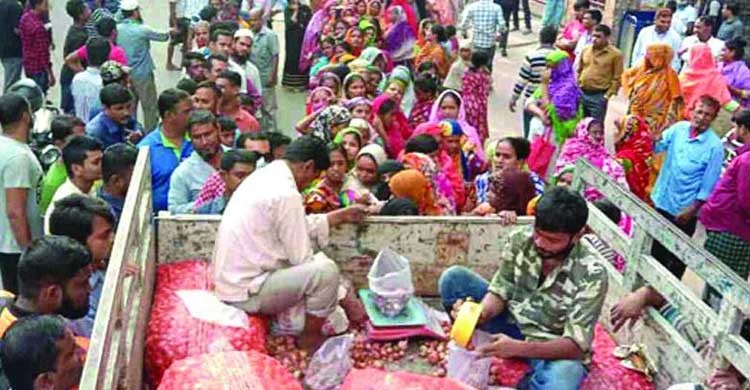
[675,204,700,225]
[508,98,517,112]
[127,130,144,144]
[610,291,647,332]
[477,333,521,358]
[497,210,517,225]
[48,71,56,88]
[708,368,743,390]
[327,205,367,227]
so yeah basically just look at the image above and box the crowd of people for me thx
[0,0,749,387]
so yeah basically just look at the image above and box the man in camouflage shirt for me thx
[439,187,608,389]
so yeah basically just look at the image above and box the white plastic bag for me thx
[175,289,249,329]
[367,247,414,317]
[446,341,492,390]
[304,334,355,390]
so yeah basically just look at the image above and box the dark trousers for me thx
[498,0,514,51]
[28,71,50,95]
[474,46,496,72]
[581,90,608,122]
[523,109,532,139]
[0,253,20,294]
[61,80,74,114]
[513,0,532,30]
[651,208,698,279]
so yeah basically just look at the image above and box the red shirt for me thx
[231,108,260,133]
[19,9,50,75]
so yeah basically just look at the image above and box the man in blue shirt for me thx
[117,0,173,132]
[85,83,143,148]
[611,95,724,331]
[98,143,138,224]
[138,88,193,212]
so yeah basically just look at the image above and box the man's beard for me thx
[197,147,219,161]
[233,53,249,64]
[534,240,575,260]
[59,292,88,319]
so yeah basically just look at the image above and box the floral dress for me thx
[461,69,491,142]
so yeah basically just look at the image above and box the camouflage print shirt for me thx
[488,226,609,363]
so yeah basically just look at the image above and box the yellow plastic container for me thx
[450,301,483,348]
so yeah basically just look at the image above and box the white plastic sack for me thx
[304,334,355,390]
[367,247,414,317]
[446,341,492,390]
[175,289,249,329]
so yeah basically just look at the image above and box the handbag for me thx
[527,126,556,178]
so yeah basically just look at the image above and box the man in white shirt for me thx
[672,0,698,36]
[72,37,109,123]
[679,16,724,70]
[631,7,682,70]
[213,135,366,351]
[231,29,262,96]
[44,135,103,234]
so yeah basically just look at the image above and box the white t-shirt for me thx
[0,136,43,254]
[672,5,698,36]
[679,35,725,71]
[44,179,94,234]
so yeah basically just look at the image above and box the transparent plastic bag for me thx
[304,334,354,390]
[367,247,414,317]
[446,335,493,389]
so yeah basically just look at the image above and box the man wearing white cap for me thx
[116,0,175,133]
[230,28,263,116]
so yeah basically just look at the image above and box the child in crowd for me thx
[443,39,471,92]
[217,116,239,148]
[461,51,492,141]
[409,73,439,128]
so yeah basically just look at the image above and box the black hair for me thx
[666,0,677,13]
[50,115,83,143]
[573,0,590,11]
[101,143,138,183]
[594,24,611,37]
[211,20,239,35]
[220,149,258,171]
[328,64,351,84]
[725,37,747,59]
[470,50,489,69]
[208,53,229,68]
[405,134,439,154]
[444,25,456,38]
[199,5,218,21]
[217,116,238,132]
[182,51,208,69]
[380,198,419,216]
[218,69,242,87]
[724,2,739,16]
[210,28,233,43]
[376,98,397,116]
[187,110,217,133]
[28,0,45,9]
[121,9,136,19]
[157,88,191,118]
[87,37,111,67]
[196,80,223,99]
[734,109,750,128]
[65,0,86,20]
[99,83,133,107]
[320,35,336,48]
[498,137,531,160]
[336,41,353,53]
[593,199,621,224]
[17,235,92,299]
[236,131,269,148]
[697,16,714,30]
[0,94,30,126]
[267,131,292,150]
[176,78,198,95]
[283,135,331,170]
[585,9,603,24]
[535,187,589,234]
[539,25,558,44]
[417,60,439,75]
[50,194,115,245]
[95,16,117,37]
[413,73,439,94]
[328,141,347,158]
[62,135,102,178]
[430,24,446,42]
[0,315,69,390]
[377,160,404,175]
[698,94,721,114]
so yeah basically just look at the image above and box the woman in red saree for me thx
[614,115,654,201]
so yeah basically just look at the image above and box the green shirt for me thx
[489,226,608,362]
[39,162,68,215]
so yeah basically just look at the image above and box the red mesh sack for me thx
[145,260,268,387]
[158,351,302,390]
[581,324,655,390]
[341,368,474,390]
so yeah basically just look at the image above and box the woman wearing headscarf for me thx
[307,105,353,142]
[383,6,417,67]
[525,50,583,146]
[388,169,444,215]
[372,90,411,158]
[614,115,654,201]
[343,143,389,199]
[304,143,350,213]
[621,43,683,135]
[554,117,629,200]
[428,90,484,155]
[283,0,314,89]
[477,168,537,220]
[301,0,339,73]
[341,72,368,100]
[680,43,740,118]
[400,152,456,214]
[720,38,750,109]
[408,124,466,210]
[345,26,365,57]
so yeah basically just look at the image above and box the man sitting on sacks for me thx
[212,135,367,351]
